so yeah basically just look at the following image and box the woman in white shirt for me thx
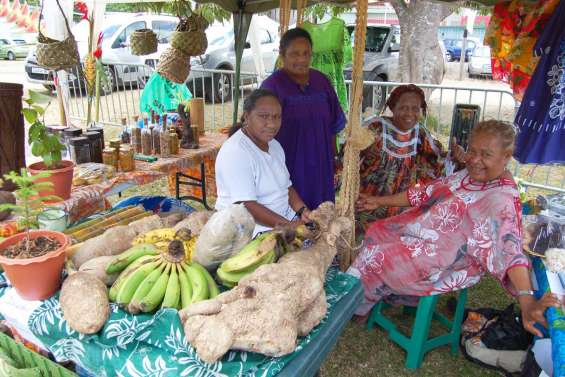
[215,89,311,235]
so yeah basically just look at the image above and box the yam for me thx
[72,225,137,268]
[174,210,214,236]
[160,212,186,227]
[129,214,163,235]
[78,256,119,286]
[60,272,109,334]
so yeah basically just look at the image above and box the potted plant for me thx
[23,90,74,200]
[0,169,70,300]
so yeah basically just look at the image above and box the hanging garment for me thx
[302,18,352,112]
[139,72,192,115]
[514,0,565,164]
[484,0,559,100]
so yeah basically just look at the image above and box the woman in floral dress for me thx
[354,84,465,233]
[349,120,559,336]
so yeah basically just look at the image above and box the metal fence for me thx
[64,64,565,194]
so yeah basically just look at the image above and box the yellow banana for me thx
[115,259,161,306]
[132,228,176,245]
[109,255,158,301]
[184,262,208,303]
[139,263,172,313]
[127,261,167,313]
[161,264,181,309]
[191,262,219,298]
[178,262,193,309]
[106,244,158,274]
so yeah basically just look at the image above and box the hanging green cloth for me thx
[139,72,192,115]
[302,18,352,112]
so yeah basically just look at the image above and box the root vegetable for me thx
[173,210,214,236]
[60,272,110,334]
[72,225,138,268]
[79,256,119,286]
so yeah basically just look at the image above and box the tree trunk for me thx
[391,0,452,85]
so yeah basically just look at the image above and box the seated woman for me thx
[355,84,465,232]
[215,89,310,236]
[350,120,558,336]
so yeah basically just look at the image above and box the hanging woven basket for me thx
[35,0,79,70]
[171,31,207,56]
[157,47,190,84]
[130,29,158,56]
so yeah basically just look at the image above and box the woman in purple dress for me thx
[261,28,346,211]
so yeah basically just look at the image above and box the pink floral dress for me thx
[349,169,530,316]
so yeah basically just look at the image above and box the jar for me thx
[69,136,91,164]
[119,145,135,172]
[120,118,131,144]
[88,125,105,147]
[131,127,142,154]
[84,131,103,163]
[141,129,152,155]
[102,147,118,169]
[160,128,171,158]
[37,209,68,232]
[109,138,121,150]
[62,127,82,160]
[152,127,161,154]
[169,129,179,155]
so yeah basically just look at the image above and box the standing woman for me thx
[261,28,346,211]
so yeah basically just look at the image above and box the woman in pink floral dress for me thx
[349,120,559,336]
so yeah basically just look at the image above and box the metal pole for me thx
[458,28,468,81]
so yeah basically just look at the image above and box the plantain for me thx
[127,261,167,313]
[191,262,220,298]
[109,255,158,301]
[220,232,278,273]
[115,259,161,306]
[184,262,208,302]
[178,263,193,309]
[161,264,181,309]
[106,244,158,274]
[132,228,176,246]
[139,263,172,313]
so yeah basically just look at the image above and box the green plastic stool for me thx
[367,288,468,369]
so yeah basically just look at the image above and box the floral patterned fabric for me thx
[348,169,530,316]
[355,117,446,231]
[484,0,560,100]
[514,0,565,164]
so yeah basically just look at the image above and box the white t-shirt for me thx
[215,129,295,235]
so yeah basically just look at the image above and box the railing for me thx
[64,64,564,194]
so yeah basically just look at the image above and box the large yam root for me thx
[180,203,353,363]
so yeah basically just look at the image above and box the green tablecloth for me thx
[23,268,358,377]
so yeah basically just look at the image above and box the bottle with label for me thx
[141,129,152,155]
[120,117,131,144]
[160,127,171,158]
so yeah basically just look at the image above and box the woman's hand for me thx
[451,137,467,165]
[300,208,312,223]
[356,193,381,211]
[520,293,561,337]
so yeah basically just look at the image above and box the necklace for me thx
[381,118,419,159]
[458,174,511,192]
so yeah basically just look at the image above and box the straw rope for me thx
[337,0,370,271]
[279,0,292,36]
[296,0,308,26]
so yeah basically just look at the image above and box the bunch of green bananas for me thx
[216,232,284,288]
[106,241,219,314]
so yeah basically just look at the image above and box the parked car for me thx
[468,45,492,78]
[25,13,175,91]
[187,16,280,103]
[443,38,477,62]
[343,24,400,112]
[0,38,32,60]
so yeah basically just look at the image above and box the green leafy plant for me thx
[22,90,66,169]
[0,169,60,251]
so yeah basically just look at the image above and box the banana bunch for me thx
[217,232,284,288]
[132,228,196,261]
[106,230,219,314]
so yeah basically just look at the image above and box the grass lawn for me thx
[107,177,518,377]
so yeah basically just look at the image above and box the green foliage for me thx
[303,3,352,23]
[23,90,66,169]
[0,169,60,250]
[105,2,230,24]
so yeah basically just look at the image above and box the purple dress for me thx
[261,69,346,209]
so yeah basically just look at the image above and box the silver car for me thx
[468,45,492,78]
[187,17,279,103]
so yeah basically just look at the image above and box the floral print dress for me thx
[348,169,530,316]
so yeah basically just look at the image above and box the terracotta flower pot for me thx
[28,160,74,201]
[0,230,69,300]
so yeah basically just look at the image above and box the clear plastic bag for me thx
[192,204,255,270]
[72,163,115,186]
